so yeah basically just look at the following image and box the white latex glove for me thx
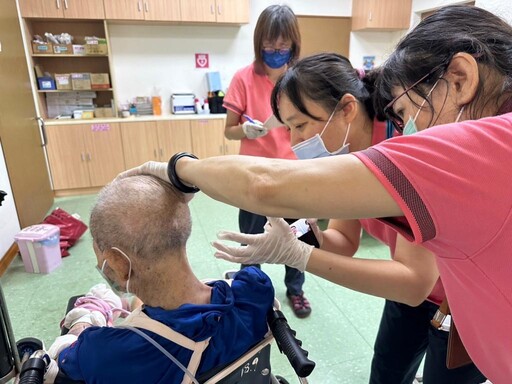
[242,120,268,139]
[63,308,107,329]
[116,161,169,182]
[47,334,78,360]
[306,218,324,248]
[212,217,314,272]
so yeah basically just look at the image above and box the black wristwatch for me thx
[167,152,200,193]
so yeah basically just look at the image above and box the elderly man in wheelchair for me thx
[6,175,314,384]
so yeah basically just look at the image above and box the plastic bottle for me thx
[129,103,137,116]
[152,96,162,116]
[195,98,202,114]
[203,98,210,114]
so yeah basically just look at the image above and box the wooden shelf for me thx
[32,54,109,57]
[37,88,113,93]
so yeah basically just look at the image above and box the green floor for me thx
[1,192,391,383]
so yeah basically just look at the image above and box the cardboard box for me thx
[37,76,56,90]
[54,73,72,90]
[32,42,52,54]
[94,107,114,118]
[71,73,91,90]
[53,44,73,54]
[85,39,108,55]
[90,73,110,89]
[72,44,85,55]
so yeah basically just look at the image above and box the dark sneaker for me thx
[287,292,312,318]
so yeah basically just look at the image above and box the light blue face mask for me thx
[292,105,351,160]
[96,247,132,296]
[403,78,444,136]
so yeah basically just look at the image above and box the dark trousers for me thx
[369,300,486,384]
[238,209,305,296]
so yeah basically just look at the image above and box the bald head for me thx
[90,175,191,261]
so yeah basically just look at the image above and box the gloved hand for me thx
[242,120,268,139]
[212,217,314,272]
[47,334,78,360]
[306,218,324,248]
[116,161,169,182]
[115,161,194,203]
[63,308,107,329]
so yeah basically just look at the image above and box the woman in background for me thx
[221,4,311,318]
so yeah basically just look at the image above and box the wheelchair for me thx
[1,283,315,384]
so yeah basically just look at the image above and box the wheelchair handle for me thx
[18,350,49,384]
[267,310,316,377]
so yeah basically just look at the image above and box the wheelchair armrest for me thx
[267,309,316,378]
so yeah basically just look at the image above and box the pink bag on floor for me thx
[42,208,88,257]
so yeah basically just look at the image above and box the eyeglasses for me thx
[262,47,292,55]
[384,61,449,133]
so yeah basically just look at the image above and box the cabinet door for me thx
[104,0,145,20]
[145,0,181,21]
[63,0,105,19]
[224,137,240,155]
[156,120,193,161]
[46,125,90,190]
[19,0,63,18]
[352,0,411,30]
[215,0,249,24]
[180,0,216,23]
[190,119,225,158]
[82,123,126,187]
[120,122,159,169]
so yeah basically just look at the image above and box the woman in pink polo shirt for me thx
[123,5,512,382]
[268,52,484,384]
[221,5,312,318]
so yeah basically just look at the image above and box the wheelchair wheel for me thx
[275,375,290,384]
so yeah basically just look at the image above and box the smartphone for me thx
[284,218,320,248]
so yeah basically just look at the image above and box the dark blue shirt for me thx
[58,267,274,383]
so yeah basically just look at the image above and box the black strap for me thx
[167,152,200,193]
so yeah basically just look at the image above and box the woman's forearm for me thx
[306,248,436,306]
[176,154,403,220]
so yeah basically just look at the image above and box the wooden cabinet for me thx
[189,118,238,158]
[180,0,249,24]
[23,19,116,120]
[19,0,105,19]
[351,0,412,31]
[120,120,193,169]
[104,0,181,21]
[46,123,125,190]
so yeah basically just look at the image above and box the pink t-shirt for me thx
[360,119,445,305]
[223,63,296,159]
[354,112,512,382]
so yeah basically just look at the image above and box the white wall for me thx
[109,0,351,114]
[109,0,512,114]
[0,141,21,259]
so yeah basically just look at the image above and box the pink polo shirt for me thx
[354,112,512,382]
[223,62,296,159]
[359,120,445,305]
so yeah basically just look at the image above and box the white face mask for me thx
[291,105,351,160]
[96,247,132,295]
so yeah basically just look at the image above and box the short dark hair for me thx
[271,53,380,122]
[90,175,192,261]
[375,5,512,121]
[253,4,301,72]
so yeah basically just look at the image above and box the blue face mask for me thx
[262,50,291,69]
[292,105,351,160]
[96,247,132,296]
[403,78,441,136]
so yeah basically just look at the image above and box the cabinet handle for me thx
[138,1,142,12]
[154,149,157,158]
[224,144,228,153]
[56,0,60,9]
[219,145,223,153]
[217,4,222,15]
[64,0,68,9]
[81,153,85,161]
[145,1,149,12]
[86,153,92,161]
[368,11,372,22]
[159,148,163,157]
[36,117,47,147]
[210,4,214,14]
